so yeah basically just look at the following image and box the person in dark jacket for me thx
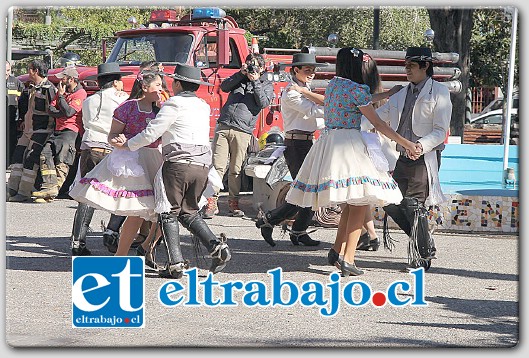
[6,60,25,168]
[204,53,274,218]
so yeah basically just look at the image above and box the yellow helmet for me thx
[258,132,269,150]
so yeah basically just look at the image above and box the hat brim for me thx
[167,73,213,86]
[279,62,330,69]
[85,71,133,80]
[405,55,433,62]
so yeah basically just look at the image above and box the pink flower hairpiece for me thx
[136,72,144,82]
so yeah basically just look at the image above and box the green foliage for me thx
[228,6,429,50]
[12,6,174,67]
[470,8,518,92]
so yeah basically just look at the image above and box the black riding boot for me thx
[179,213,231,274]
[383,203,412,236]
[71,203,95,256]
[401,197,436,260]
[102,214,125,253]
[158,213,187,279]
[255,202,299,247]
[290,206,320,246]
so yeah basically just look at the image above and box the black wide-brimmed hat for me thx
[85,62,133,80]
[290,53,320,67]
[405,47,433,62]
[167,63,213,86]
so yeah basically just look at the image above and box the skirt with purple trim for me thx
[69,147,163,221]
[285,128,403,210]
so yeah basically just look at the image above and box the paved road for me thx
[3,193,520,350]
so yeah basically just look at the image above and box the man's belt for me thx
[174,159,209,168]
[285,132,314,141]
[90,147,112,154]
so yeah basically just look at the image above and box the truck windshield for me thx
[107,34,193,65]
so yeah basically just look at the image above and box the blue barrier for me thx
[440,144,519,196]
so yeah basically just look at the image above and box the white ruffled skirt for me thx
[285,128,403,210]
[69,148,164,221]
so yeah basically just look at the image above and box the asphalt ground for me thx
[2,191,521,354]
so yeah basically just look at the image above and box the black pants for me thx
[265,138,314,231]
[6,106,18,167]
[384,152,441,234]
[162,161,209,221]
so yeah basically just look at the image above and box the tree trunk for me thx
[428,9,474,137]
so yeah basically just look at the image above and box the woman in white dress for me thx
[285,47,420,276]
[69,71,165,256]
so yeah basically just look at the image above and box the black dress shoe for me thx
[356,233,380,251]
[72,246,91,256]
[338,258,364,277]
[327,248,339,266]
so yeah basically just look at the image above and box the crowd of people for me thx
[5,43,451,278]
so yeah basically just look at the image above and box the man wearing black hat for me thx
[373,46,452,269]
[117,63,231,277]
[255,53,325,247]
[69,62,132,256]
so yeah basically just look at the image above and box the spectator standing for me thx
[8,59,57,202]
[31,67,87,202]
[203,53,274,218]
[6,60,25,168]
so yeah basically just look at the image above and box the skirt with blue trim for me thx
[285,128,403,210]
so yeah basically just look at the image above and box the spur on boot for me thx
[338,258,364,277]
[327,248,339,266]
[210,241,232,274]
[290,232,320,246]
[136,245,155,269]
[158,261,189,279]
[356,232,380,251]
[255,217,276,247]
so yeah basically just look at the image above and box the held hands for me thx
[109,133,128,149]
[404,141,423,160]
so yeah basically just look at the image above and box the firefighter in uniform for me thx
[8,59,57,202]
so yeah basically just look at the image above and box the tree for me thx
[470,8,518,94]
[428,8,474,137]
[12,7,169,67]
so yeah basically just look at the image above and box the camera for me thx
[246,64,258,74]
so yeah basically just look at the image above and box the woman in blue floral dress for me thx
[286,47,419,276]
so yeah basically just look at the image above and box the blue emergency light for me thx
[192,7,226,20]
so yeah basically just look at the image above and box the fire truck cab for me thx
[82,7,289,139]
